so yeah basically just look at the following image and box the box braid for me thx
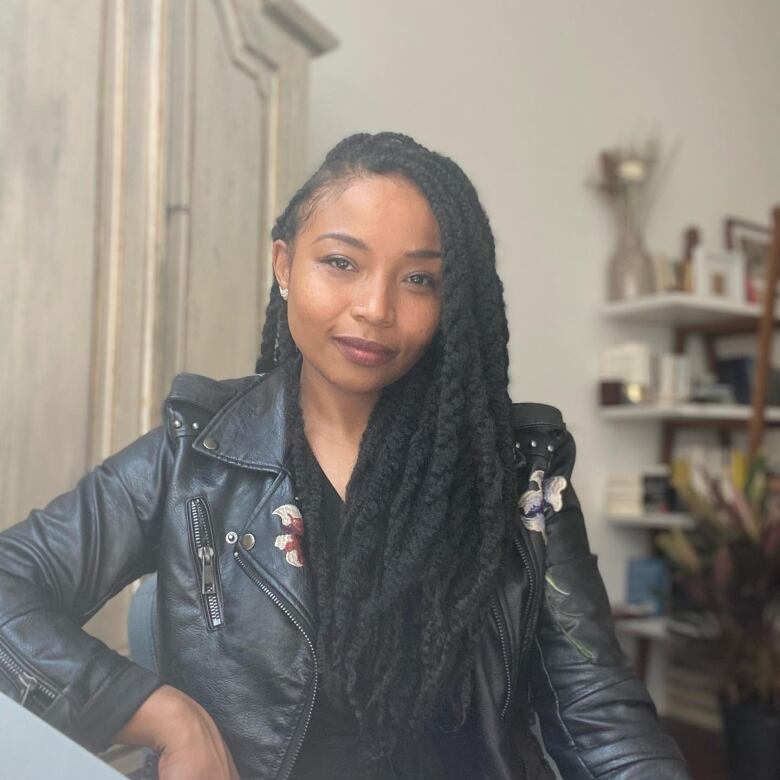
[256,132,522,760]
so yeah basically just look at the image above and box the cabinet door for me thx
[157,0,336,390]
[0,0,335,653]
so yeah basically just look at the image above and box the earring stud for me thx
[280,287,289,301]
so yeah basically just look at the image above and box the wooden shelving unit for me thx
[605,208,780,702]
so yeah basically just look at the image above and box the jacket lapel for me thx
[191,358,297,472]
[190,357,317,630]
[236,466,317,632]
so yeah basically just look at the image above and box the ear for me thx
[272,240,292,290]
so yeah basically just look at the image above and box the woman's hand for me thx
[114,684,240,780]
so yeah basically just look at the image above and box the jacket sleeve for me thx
[515,410,691,779]
[0,424,170,753]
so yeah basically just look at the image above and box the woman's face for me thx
[272,174,443,395]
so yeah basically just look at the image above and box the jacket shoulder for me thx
[165,371,264,415]
[511,402,565,429]
[510,403,571,473]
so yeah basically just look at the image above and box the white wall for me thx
[298,0,780,600]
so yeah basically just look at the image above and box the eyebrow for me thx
[313,231,442,260]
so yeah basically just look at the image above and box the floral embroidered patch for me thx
[272,504,305,568]
[518,468,567,541]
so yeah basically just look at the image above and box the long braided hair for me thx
[256,132,520,758]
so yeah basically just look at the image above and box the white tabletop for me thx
[0,694,124,779]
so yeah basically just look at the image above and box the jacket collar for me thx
[191,355,301,473]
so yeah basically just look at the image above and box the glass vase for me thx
[607,186,655,301]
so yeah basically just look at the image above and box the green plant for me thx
[658,453,780,707]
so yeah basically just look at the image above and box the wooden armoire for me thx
[0,0,336,652]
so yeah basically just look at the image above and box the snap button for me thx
[203,437,218,451]
[530,440,537,448]
[192,421,200,430]
[173,419,182,429]
[225,531,238,544]
[240,533,256,551]
[547,444,554,452]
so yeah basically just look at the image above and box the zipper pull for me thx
[198,546,216,595]
[18,671,39,707]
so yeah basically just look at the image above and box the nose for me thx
[351,274,395,326]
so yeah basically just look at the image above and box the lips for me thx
[334,336,395,355]
[333,336,397,367]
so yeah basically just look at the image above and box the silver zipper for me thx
[18,671,39,706]
[490,596,513,720]
[198,546,217,594]
[233,547,317,780]
[514,536,538,655]
[187,497,224,630]
[0,637,58,712]
[512,531,537,780]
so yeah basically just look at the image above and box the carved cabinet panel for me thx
[0,0,336,651]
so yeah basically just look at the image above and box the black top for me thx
[289,459,447,780]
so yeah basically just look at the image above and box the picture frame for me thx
[691,246,745,301]
[724,217,772,303]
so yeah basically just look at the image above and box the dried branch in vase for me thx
[590,137,678,301]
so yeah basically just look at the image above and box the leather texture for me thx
[0,361,691,779]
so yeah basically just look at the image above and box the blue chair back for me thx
[127,573,159,675]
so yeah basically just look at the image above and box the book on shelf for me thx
[715,355,780,406]
[664,643,723,731]
[600,342,654,387]
[671,445,747,495]
[606,466,678,516]
[626,557,670,616]
[599,342,692,406]
[657,352,692,405]
[666,610,721,640]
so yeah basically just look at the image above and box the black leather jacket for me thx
[0,363,690,779]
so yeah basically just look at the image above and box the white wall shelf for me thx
[600,402,780,423]
[600,292,776,326]
[607,513,694,530]
[615,616,669,641]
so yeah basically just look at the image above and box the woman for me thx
[0,132,689,779]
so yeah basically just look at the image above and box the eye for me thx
[323,255,354,271]
[407,272,438,289]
